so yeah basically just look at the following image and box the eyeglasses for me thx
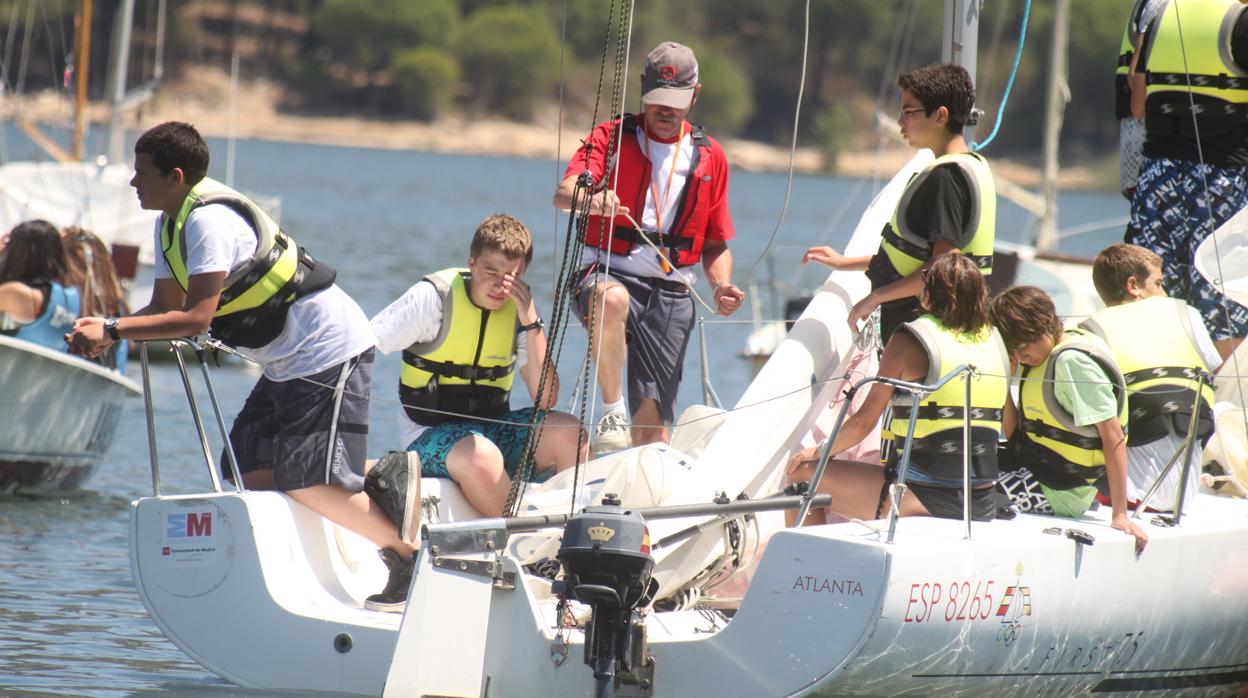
[899,107,927,120]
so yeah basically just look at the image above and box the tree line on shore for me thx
[4,0,1132,172]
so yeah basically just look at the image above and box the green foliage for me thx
[391,48,461,120]
[689,49,753,138]
[311,0,458,71]
[812,103,853,173]
[458,5,560,119]
[191,0,1148,164]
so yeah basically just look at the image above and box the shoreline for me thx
[6,66,1106,190]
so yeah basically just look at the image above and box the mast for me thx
[105,0,136,164]
[1036,0,1070,252]
[942,0,980,142]
[72,0,93,161]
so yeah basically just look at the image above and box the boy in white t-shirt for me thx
[1083,243,1221,512]
[67,122,414,612]
[370,214,585,518]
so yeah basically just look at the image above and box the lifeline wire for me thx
[196,336,1219,439]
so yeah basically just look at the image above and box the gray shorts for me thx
[575,267,695,424]
[225,349,374,491]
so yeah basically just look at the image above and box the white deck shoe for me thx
[593,409,632,455]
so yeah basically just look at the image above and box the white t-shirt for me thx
[370,278,533,447]
[580,127,698,285]
[153,203,375,381]
[1125,304,1222,511]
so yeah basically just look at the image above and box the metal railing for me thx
[138,338,243,496]
[1131,371,1211,527]
[794,365,979,543]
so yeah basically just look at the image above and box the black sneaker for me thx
[364,451,422,544]
[364,548,416,613]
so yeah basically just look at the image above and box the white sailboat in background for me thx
[0,0,165,273]
[0,0,155,494]
[126,0,1248,695]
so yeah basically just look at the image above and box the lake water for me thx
[0,133,1129,696]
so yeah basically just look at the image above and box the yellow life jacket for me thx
[1080,296,1214,446]
[1017,330,1130,489]
[885,314,1010,483]
[880,151,997,278]
[1143,0,1248,123]
[160,177,335,348]
[399,268,518,427]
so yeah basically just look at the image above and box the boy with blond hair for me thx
[371,214,585,521]
[1081,243,1220,512]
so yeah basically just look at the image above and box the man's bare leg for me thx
[632,398,670,446]
[584,280,630,405]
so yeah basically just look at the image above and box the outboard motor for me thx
[555,493,658,698]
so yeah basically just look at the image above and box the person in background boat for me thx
[552,41,745,454]
[801,63,996,344]
[61,227,130,372]
[1127,0,1248,360]
[1115,0,1170,204]
[785,253,1009,526]
[370,214,586,517]
[64,121,415,613]
[1082,243,1221,512]
[990,286,1149,554]
[0,219,81,352]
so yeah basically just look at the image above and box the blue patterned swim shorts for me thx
[1128,157,1248,340]
[408,407,551,479]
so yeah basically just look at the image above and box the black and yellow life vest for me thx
[1143,0,1248,131]
[400,268,518,427]
[1080,296,1214,446]
[885,314,1010,483]
[1017,330,1130,490]
[879,151,997,278]
[160,177,335,348]
[1115,0,1156,119]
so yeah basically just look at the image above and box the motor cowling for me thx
[556,495,654,609]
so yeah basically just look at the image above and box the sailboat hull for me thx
[0,335,139,494]
[130,483,1248,697]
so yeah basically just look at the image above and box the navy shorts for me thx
[574,267,695,424]
[1128,156,1248,340]
[407,407,551,480]
[225,349,373,492]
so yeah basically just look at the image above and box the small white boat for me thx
[128,153,1248,696]
[0,334,140,494]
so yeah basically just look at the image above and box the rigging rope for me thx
[502,0,638,518]
[972,0,1031,152]
[741,0,811,288]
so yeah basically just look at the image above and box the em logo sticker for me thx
[161,510,218,567]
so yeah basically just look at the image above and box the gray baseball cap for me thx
[641,42,699,109]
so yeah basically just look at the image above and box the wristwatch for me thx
[103,318,121,341]
[517,318,544,333]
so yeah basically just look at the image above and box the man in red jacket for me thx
[554,42,745,454]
